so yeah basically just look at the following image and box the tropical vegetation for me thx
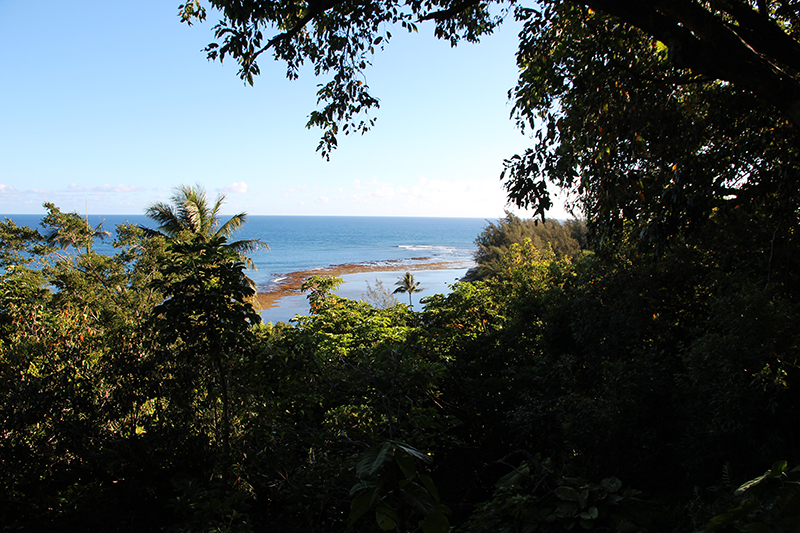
[468,212,586,280]
[2,0,799,530]
[393,271,424,309]
[143,184,268,268]
[1,196,798,531]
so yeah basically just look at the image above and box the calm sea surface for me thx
[4,215,491,322]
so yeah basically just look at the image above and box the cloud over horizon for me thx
[219,181,248,194]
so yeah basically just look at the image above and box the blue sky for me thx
[0,0,569,218]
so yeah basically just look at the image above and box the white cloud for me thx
[113,184,145,193]
[306,174,572,218]
[340,176,502,216]
[367,183,397,199]
[219,181,248,194]
[64,183,144,194]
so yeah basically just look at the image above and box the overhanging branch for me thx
[582,0,800,128]
[262,0,348,53]
[419,0,481,21]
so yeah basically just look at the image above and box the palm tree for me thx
[142,184,268,268]
[393,271,424,310]
[146,186,265,463]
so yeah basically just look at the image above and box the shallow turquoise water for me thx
[261,267,471,324]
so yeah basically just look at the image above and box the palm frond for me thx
[393,272,422,294]
[393,271,423,309]
[226,239,269,270]
[137,225,167,239]
[210,193,226,233]
[143,184,269,275]
[144,202,183,236]
[183,200,203,236]
[217,212,247,239]
[226,238,269,254]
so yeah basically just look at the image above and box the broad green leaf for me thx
[601,477,623,493]
[556,485,582,502]
[420,510,450,533]
[349,490,377,526]
[616,518,640,533]
[419,474,440,502]
[736,472,769,495]
[357,442,393,479]
[498,465,530,488]
[555,502,579,518]
[770,460,789,477]
[396,449,417,480]
[395,442,431,463]
[578,488,589,508]
[399,481,436,515]
[350,481,369,495]
[375,504,398,530]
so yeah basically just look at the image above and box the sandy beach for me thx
[255,257,475,310]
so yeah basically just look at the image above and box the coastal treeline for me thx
[468,212,586,280]
[1,196,798,531]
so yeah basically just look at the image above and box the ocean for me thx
[3,214,491,323]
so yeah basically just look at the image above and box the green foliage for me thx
[3,195,800,532]
[162,16,800,527]
[151,235,261,460]
[143,184,268,270]
[152,237,260,339]
[168,475,254,533]
[302,274,345,313]
[183,0,506,158]
[41,201,111,253]
[461,457,657,533]
[503,2,800,252]
[0,206,175,530]
[288,291,449,447]
[0,216,45,267]
[703,461,800,533]
[419,279,505,356]
[470,211,586,280]
[0,203,270,530]
[349,441,450,533]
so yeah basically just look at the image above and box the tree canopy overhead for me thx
[504,0,800,250]
[581,0,800,126]
[179,0,510,158]
[182,0,800,247]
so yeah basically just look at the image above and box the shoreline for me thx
[255,257,475,310]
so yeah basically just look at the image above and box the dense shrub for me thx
[468,211,586,280]
[3,207,799,531]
